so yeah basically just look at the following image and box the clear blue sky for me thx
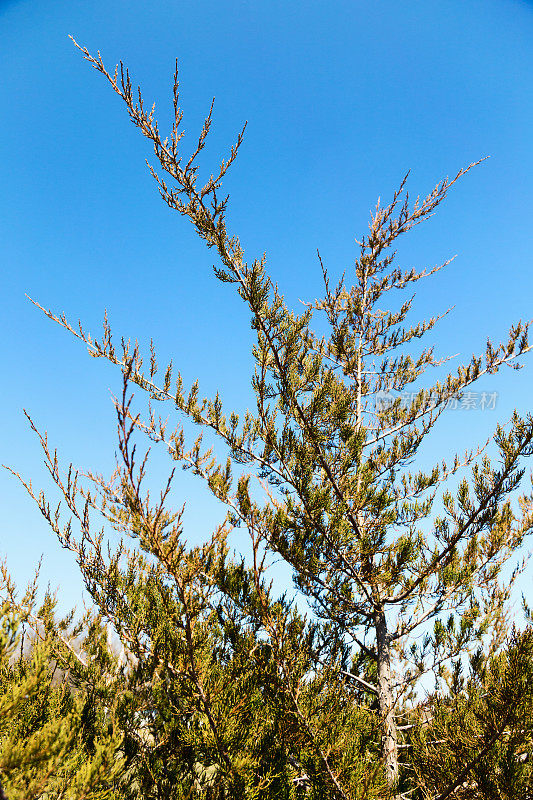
[1,0,533,618]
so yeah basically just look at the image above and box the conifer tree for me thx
[0,589,124,800]
[6,369,386,799]
[409,625,533,798]
[9,40,533,798]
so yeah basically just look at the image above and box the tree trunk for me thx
[375,611,399,794]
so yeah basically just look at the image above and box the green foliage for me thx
[0,600,124,800]
[409,626,533,799]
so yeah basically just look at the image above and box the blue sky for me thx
[1,0,533,618]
